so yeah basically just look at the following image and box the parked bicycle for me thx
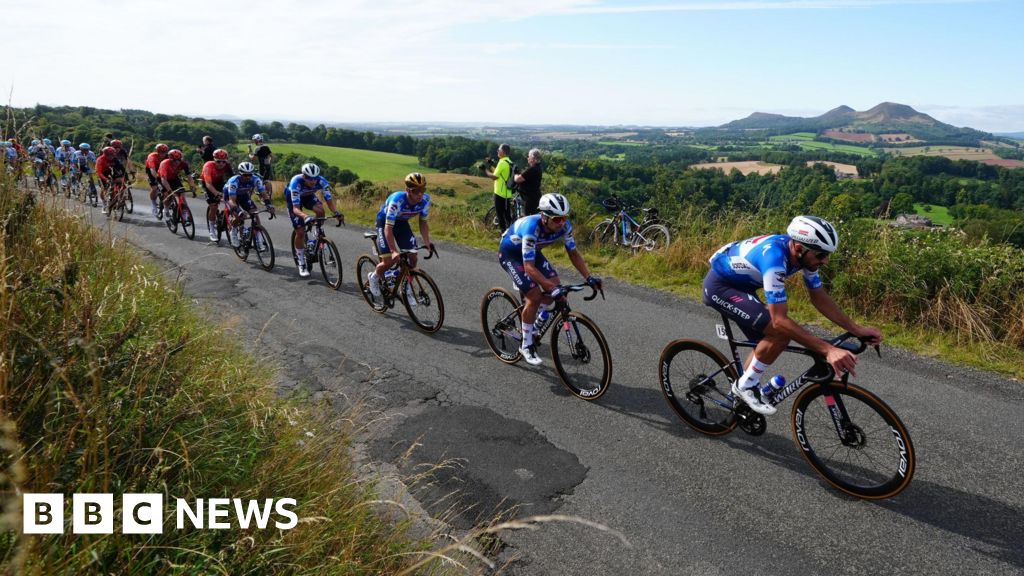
[658,313,915,499]
[481,283,612,401]
[588,195,670,253]
[483,191,525,230]
[356,236,444,333]
[229,208,275,271]
[164,185,196,239]
[290,216,344,289]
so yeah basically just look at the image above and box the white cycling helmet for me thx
[237,161,255,174]
[538,193,570,218]
[787,215,839,253]
[252,133,264,142]
[301,163,320,178]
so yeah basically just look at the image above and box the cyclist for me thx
[27,139,50,183]
[109,139,133,174]
[96,146,127,213]
[200,149,234,241]
[497,193,601,365]
[286,162,342,278]
[704,215,882,416]
[248,134,275,196]
[70,143,98,198]
[145,144,170,216]
[55,140,75,185]
[157,149,197,217]
[367,172,434,300]
[1,142,15,166]
[223,161,273,247]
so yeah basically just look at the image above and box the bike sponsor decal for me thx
[578,386,601,398]
[892,427,910,477]
[795,409,810,451]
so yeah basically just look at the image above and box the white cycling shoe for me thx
[732,381,777,415]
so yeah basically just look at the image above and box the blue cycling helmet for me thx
[43,138,52,145]
[61,139,71,146]
[31,139,40,146]
[79,143,91,150]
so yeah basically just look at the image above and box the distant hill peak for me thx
[861,102,933,122]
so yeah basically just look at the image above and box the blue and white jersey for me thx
[3,147,16,161]
[286,174,332,204]
[499,214,577,262]
[72,150,96,167]
[55,146,75,163]
[224,174,266,198]
[27,144,49,160]
[709,234,822,304]
[377,190,430,225]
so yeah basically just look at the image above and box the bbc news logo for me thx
[23,494,298,534]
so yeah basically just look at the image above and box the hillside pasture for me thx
[914,203,953,226]
[884,145,999,162]
[241,142,431,182]
[690,160,784,175]
[981,158,1024,169]
[797,140,878,157]
[880,133,923,143]
[769,132,815,142]
[823,130,875,143]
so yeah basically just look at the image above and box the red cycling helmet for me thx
[168,149,183,160]
[102,146,116,157]
[155,143,169,153]
[212,148,229,161]
[111,139,123,149]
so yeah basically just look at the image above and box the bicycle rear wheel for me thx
[125,188,133,213]
[165,202,178,233]
[792,383,915,499]
[633,224,671,254]
[253,226,275,271]
[401,269,444,333]
[658,339,739,435]
[356,255,387,312]
[318,240,342,290]
[550,312,612,401]
[480,287,522,364]
[587,219,616,248]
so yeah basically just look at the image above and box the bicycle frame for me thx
[493,284,601,345]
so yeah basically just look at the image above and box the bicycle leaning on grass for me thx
[658,313,915,499]
[588,194,671,253]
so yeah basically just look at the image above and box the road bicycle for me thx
[227,208,276,271]
[32,159,57,195]
[356,238,444,333]
[658,313,915,499]
[106,176,134,221]
[483,191,525,230]
[481,283,612,401]
[588,195,670,253]
[73,171,99,206]
[164,186,196,239]
[290,215,344,289]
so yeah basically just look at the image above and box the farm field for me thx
[234,142,431,182]
[768,132,815,142]
[822,130,874,143]
[914,203,953,226]
[690,160,784,175]
[884,145,998,162]
[796,140,878,157]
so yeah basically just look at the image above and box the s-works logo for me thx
[23,494,298,534]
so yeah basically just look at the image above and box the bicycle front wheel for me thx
[550,312,612,401]
[588,219,616,248]
[792,383,915,499]
[319,240,342,290]
[233,229,250,261]
[401,269,444,333]
[480,287,522,364]
[125,188,134,213]
[659,339,739,435]
[253,226,275,271]
[165,203,178,233]
[180,203,195,239]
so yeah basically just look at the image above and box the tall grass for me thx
[0,178,433,574]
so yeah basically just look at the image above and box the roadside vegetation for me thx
[0,175,464,574]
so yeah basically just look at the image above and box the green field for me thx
[769,132,816,142]
[914,203,954,226]
[597,140,644,147]
[236,142,431,182]
[797,140,877,157]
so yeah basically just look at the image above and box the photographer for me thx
[483,143,516,231]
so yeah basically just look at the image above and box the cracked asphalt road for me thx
[75,193,1024,576]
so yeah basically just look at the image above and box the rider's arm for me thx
[567,248,591,281]
[807,287,882,344]
[418,217,431,249]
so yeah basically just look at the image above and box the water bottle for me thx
[384,268,398,289]
[537,308,551,328]
[305,234,317,252]
[760,375,786,398]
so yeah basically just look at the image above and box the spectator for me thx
[515,148,543,215]
[197,135,215,163]
[248,133,275,196]
[484,143,515,231]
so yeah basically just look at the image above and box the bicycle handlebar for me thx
[830,332,880,358]
[544,283,604,302]
[398,244,439,259]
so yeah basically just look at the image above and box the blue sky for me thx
[4,0,1022,131]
